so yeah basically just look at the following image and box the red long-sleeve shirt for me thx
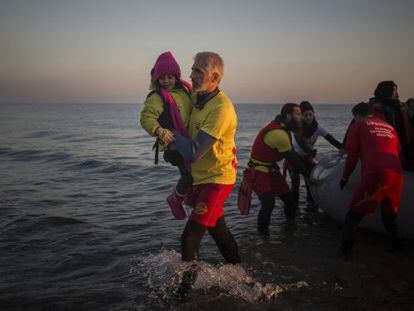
[342,116,402,179]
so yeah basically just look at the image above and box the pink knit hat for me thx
[151,51,181,82]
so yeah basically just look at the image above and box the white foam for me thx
[138,249,284,303]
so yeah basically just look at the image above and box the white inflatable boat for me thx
[309,153,414,240]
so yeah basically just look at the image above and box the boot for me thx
[174,265,198,302]
[166,186,186,220]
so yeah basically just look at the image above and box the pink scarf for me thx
[159,81,192,138]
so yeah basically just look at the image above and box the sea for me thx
[1,103,413,311]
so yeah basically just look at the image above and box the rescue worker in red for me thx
[339,102,403,259]
[342,81,414,171]
[240,103,311,234]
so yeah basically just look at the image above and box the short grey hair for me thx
[194,52,224,80]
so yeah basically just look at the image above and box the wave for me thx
[43,151,72,162]
[1,214,86,235]
[21,131,57,138]
[0,147,73,163]
[136,249,284,305]
[51,134,79,141]
[99,163,134,174]
[67,159,105,170]
[37,216,86,226]
[6,149,47,161]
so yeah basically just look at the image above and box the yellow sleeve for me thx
[263,129,291,153]
[140,94,164,136]
[199,101,236,140]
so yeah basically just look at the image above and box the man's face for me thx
[190,60,216,94]
[286,107,302,131]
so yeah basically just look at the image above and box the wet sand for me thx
[167,204,414,311]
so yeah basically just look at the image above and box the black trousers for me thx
[164,150,193,195]
[180,217,241,264]
[257,191,296,232]
[288,161,314,205]
[341,209,401,251]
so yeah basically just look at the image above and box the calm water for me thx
[1,103,412,310]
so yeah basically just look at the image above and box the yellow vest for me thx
[189,91,238,185]
[251,129,291,172]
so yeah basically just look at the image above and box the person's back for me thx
[346,116,402,176]
[405,98,414,126]
[339,103,404,260]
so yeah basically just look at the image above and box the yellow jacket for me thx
[140,88,192,136]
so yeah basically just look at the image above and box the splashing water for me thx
[137,249,285,304]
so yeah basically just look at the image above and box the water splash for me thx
[136,249,284,304]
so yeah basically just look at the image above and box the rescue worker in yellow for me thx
[238,103,311,234]
[168,52,240,301]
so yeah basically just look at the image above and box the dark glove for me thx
[339,178,348,190]
[305,154,317,167]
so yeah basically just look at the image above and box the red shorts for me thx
[350,170,403,215]
[185,183,234,227]
[252,169,290,197]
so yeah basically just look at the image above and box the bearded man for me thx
[239,103,310,234]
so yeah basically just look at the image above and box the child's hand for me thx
[155,127,174,145]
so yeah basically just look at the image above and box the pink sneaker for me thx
[167,188,186,220]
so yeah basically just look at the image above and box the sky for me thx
[0,0,413,104]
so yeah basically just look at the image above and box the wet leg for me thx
[208,216,241,264]
[257,192,275,233]
[279,191,296,219]
[381,210,402,251]
[289,169,300,207]
[176,220,206,301]
[339,210,364,260]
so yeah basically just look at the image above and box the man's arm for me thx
[295,134,316,156]
[170,130,216,162]
[281,150,310,178]
[341,119,355,147]
[340,123,360,189]
[342,151,358,181]
[340,151,358,189]
[324,134,343,149]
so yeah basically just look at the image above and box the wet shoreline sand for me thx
[167,204,414,310]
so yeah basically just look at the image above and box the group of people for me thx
[140,51,414,299]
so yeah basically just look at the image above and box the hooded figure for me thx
[372,81,413,170]
[405,98,414,126]
[373,81,400,128]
